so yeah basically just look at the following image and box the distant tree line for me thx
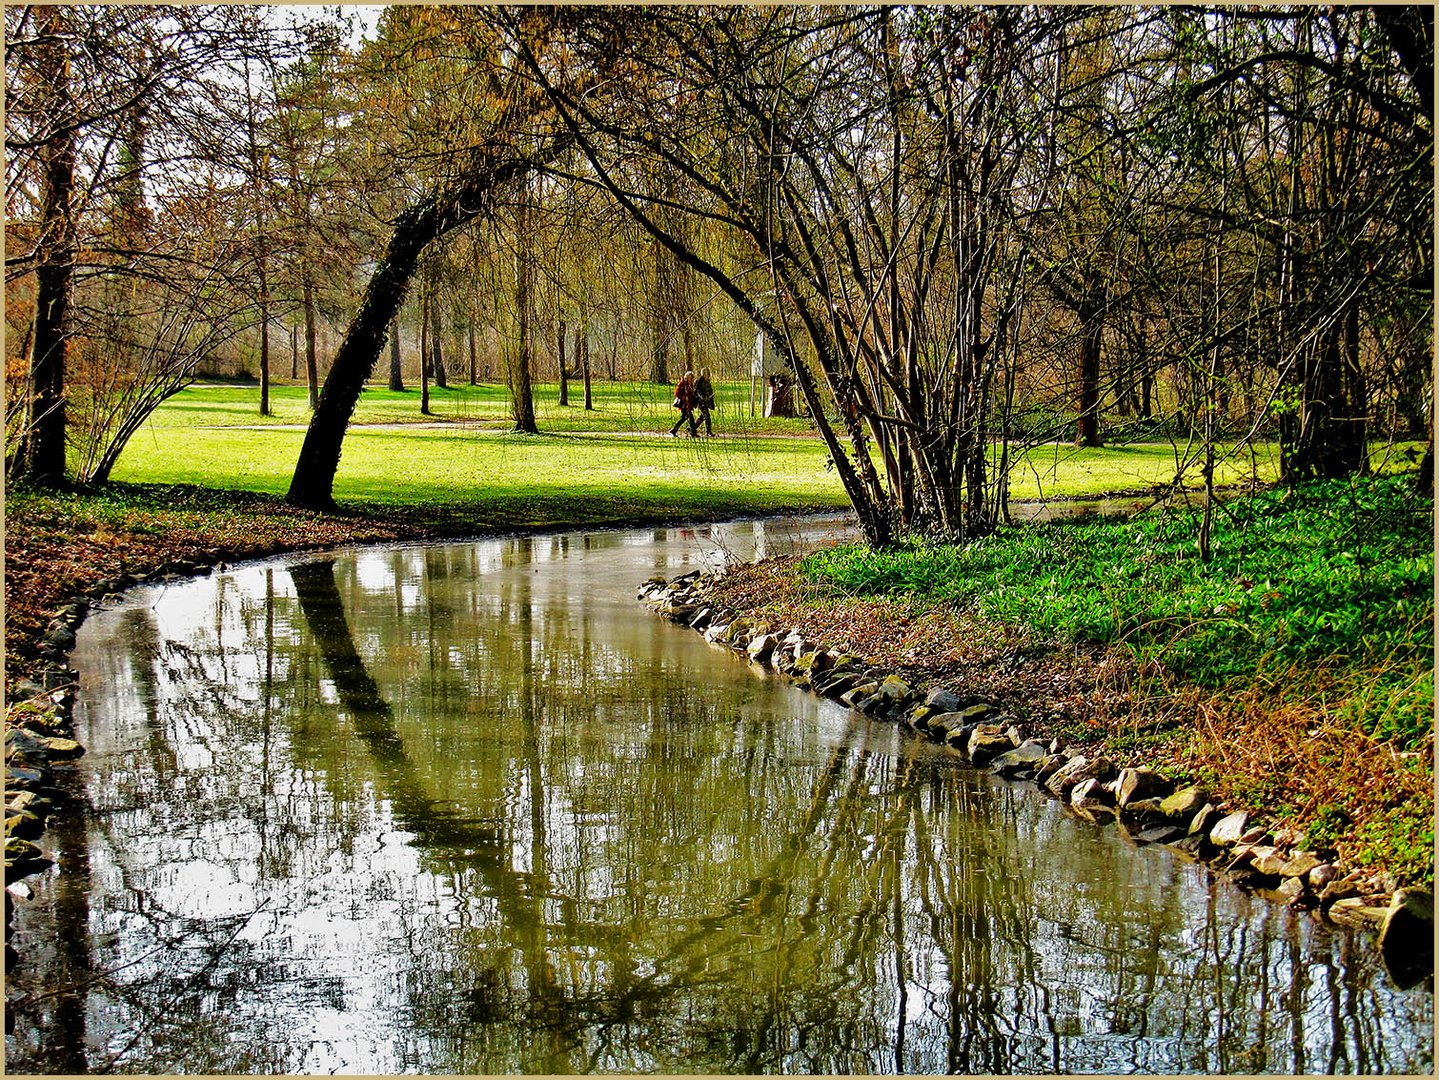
[6,5,1431,544]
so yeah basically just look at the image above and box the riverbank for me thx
[640,568,1436,987]
[636,479,1434,986]
[6,475,1432,971]
[687,475,1433,886]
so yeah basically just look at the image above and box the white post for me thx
[750,329,766,417]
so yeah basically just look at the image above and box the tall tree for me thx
[285,8,567,508]
[18,5,75,484]
[517,7,1067,544]
[6,5,297,483]
[508,182,539,434]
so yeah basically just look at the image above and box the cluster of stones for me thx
[640,569,1435,990]
[6,554,224,956]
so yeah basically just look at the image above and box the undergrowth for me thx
[803,475,1433,751]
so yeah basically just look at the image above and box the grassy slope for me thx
[797,474,1434,883]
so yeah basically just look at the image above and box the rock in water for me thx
[1379,889,1434,989]
[966,724,1015,766]
[1327,897,1388,930]
[746,633,777,662]
[1207,810,1249,846]
[1158,786,1207,823]
[990,741,1047,778]
[1115,767,1171,807]
[923,688,965,713]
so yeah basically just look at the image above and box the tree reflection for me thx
[11,542,1430,1075]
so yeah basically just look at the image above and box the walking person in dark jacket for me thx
[694,367,716,436]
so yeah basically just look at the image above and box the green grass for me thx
[164,381,817,437]
[112,384,1424,527]
[111,422,851,527]
[803,474,1434,749]
[1003,440,1281,499]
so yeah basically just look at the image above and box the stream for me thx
[4,516,1432,1074]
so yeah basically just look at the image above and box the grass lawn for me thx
[115,384,1422,519]
[160,381,817,437]
[111,421,852,528]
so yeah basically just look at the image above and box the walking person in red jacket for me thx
[670,370,699,437]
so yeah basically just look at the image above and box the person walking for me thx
[694,367,716,436]
[670,370,699,437]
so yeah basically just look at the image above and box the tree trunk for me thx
[431,290,448,389]
[580,307,593,410]
[388,315,404,391]
[287,197,455,508]
[291,324,299,380]
[1415,441,1434,497]
[510,195,539,433]
[285,124,570,509]
[1283,305,1369,481]
[557,313,569,406]
[1074,312,1103,448]
[23,6,76,486]
[649,240,670,386]
[258,265,271,416]
[468,322,478,384]
[420,286,432,416]
[303,275,319,410]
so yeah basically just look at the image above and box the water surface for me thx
[5,518,1431,1074]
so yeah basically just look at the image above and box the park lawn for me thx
[1004,439,1279,499]
[119,383,1423,515]
[162,381,817,437]
[110,423,852,527]
[1007,438,1424,499]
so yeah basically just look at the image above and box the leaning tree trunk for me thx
[284,121,567,510]
[286,199,460,508]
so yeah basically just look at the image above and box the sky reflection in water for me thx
[5,518,1432,1074]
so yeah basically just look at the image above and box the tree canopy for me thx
[5,4,1431,541]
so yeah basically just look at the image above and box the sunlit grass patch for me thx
[110,421,852,526]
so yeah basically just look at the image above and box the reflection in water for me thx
[4,519,1432,1074]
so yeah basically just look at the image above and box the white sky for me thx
[276,4,385,48]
